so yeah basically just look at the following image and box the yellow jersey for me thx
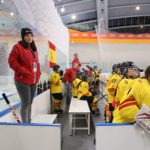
[71,78,82,97]
[77,81,92,99]
[118,78,150,122]
[106,73,122,103]
[106,73,115,84]
[50,72,62,93]
[115,78,134,104]
[113,78,134,123]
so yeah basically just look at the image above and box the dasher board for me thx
[32,114,57,124]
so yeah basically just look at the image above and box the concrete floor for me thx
[59,113,95,150]
[56,92,105,150]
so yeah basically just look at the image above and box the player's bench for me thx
[69,97,91,135]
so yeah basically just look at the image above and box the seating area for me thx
[69,97,91,135]
[1,80,150,150]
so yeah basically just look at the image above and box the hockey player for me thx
[50,65,63,114]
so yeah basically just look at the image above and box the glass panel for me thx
[0,1,54,112]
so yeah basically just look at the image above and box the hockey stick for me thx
[94,94,107,103]
[2,93,21,123]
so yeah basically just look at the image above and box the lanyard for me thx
[28,45,37,72]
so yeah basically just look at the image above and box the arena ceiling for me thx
[54,0,150,34]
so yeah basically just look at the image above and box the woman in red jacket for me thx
[64,63,79,104]
[8,28,41,123]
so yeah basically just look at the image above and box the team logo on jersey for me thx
[112,79,116,83]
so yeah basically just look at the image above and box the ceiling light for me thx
[1,0,4,3]
[60,7,65,13]
[10,12,14,16]
[71,15,76,20]
[135,6,140,11]
[58,0,61,1]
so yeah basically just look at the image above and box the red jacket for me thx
[64,68,77,84]
[87,68,92,75]
[8,42,41,85]
[72,57,81,71]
